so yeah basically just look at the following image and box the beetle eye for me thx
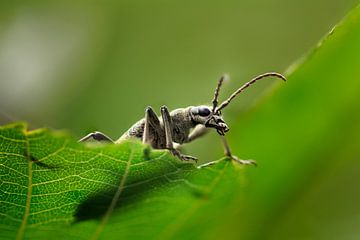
[198,107,211,117]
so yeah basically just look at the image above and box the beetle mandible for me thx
[79,72,286,165]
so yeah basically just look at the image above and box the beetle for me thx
[79,72,286,165]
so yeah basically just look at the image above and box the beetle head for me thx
[201,72,286,135]
[190,106,229,136]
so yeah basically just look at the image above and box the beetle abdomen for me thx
[116,119,145,142]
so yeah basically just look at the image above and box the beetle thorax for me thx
[169,107,197,143]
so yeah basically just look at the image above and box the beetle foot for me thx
[170,149,198,163]
[228,155,257,166]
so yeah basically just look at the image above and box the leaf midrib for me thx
[91,146,135,240]
[15,133,32,240]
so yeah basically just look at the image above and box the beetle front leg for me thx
[221,136,257,166]
[185,125,209,143]
[160,106,197,162]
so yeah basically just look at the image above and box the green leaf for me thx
[226,4,360,240]
[2,4,360,240]
[0,123,248,240]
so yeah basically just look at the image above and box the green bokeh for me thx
[0,0,358,161]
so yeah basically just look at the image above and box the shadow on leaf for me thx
[74,158,197,222]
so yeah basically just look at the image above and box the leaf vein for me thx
[15,134,33,240]
[91,147,134,240]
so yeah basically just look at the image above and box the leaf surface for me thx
[0,123,247,240]
[1,4,360,240]
[226,4,360,240]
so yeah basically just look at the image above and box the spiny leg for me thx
[79,131,114,143]
[160,106,197,162]
[175,125,208,151]
[221,136,257,166]
[143,106,161,145]
[185,125,209,143]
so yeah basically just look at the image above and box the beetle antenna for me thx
[212,75,227,113]
[216,72,286,112]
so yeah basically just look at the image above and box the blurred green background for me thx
[0,0,358,162]
[1,1,360,240]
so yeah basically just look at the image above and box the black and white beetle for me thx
[79,72,286,165]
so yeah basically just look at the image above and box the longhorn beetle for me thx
[79,72,286,165]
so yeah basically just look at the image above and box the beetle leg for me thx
[160,106,197,162]
[143,106,161,145]
[185,125,209,143]
[160,106,174,149]
[221,136,257,166]
[79,131,114,143]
